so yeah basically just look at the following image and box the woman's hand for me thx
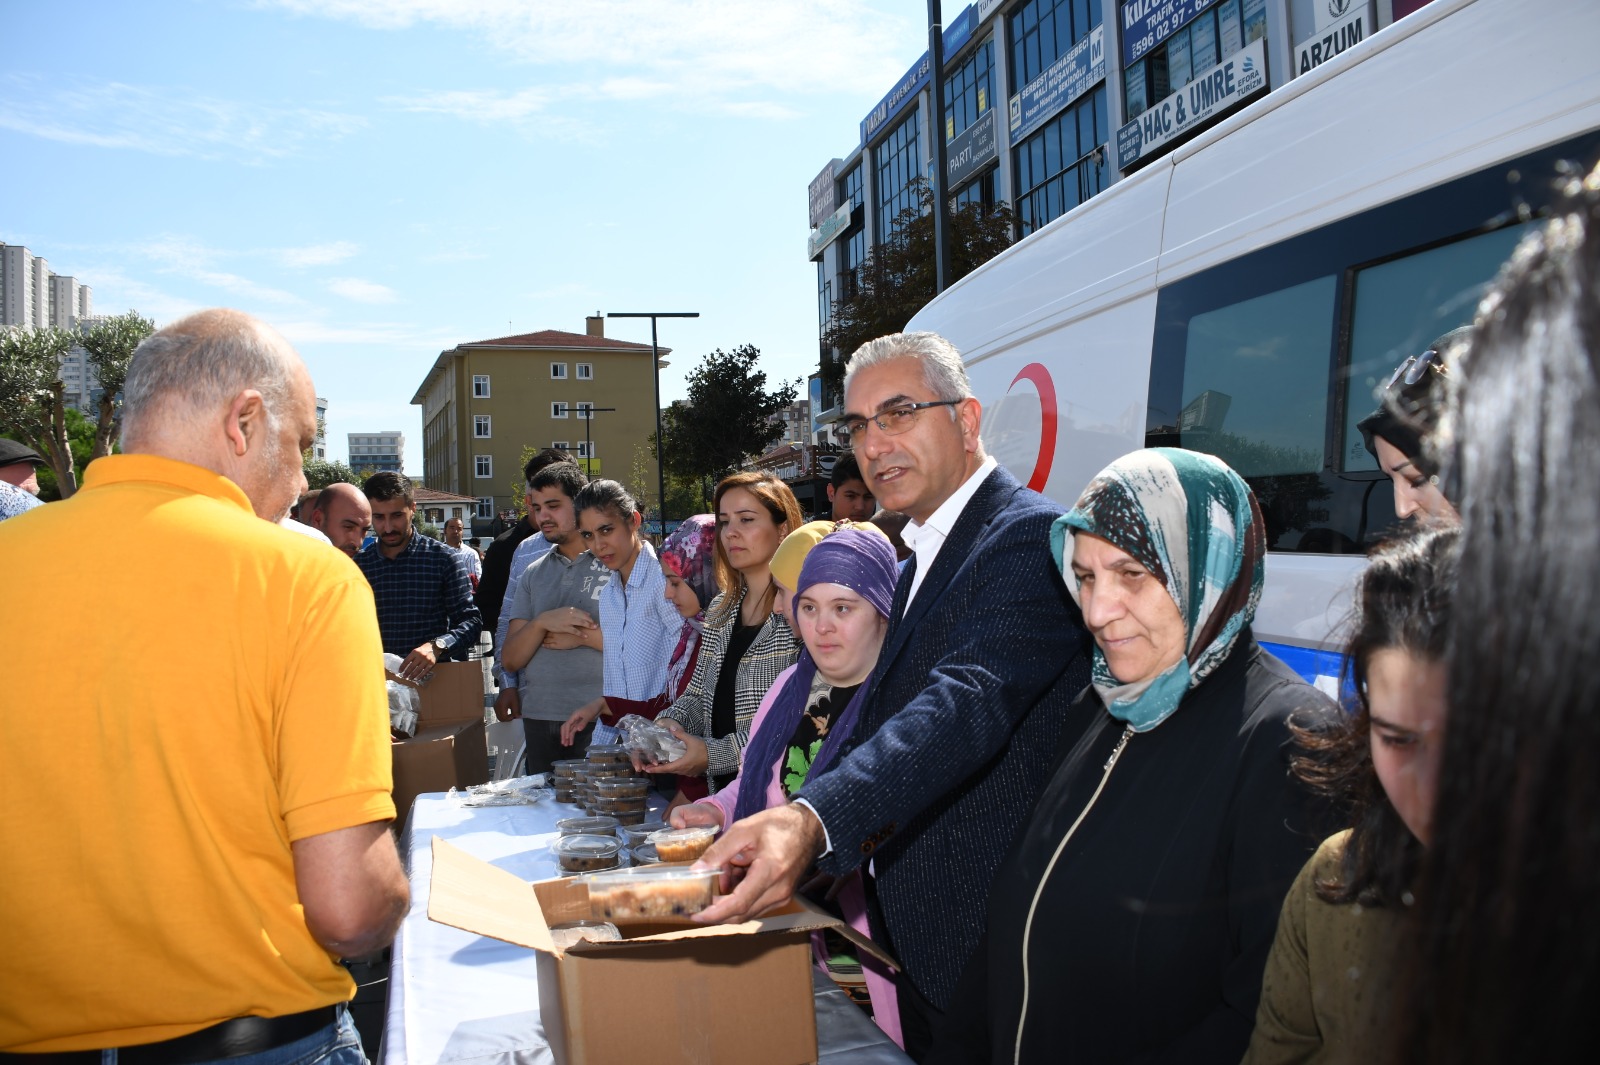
[642,719,708,777]
[559,698,607,747]
[542,631,585,651]
[669,802,726,831]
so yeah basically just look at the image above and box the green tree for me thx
[80,310,154,460]
[3,405,101,502]
[303,458,361,491]
[634,438,706,527]
[0,325,82,496]
[661,347,797,488]
[820,179,1016,398]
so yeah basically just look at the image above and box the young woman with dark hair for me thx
[1389,160,1600,1064]
[1244,526,1459,1064]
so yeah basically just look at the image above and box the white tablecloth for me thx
[382,792,909,1065]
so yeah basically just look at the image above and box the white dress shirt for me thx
[899,455,997,608]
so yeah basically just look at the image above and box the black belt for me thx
[0,1006,339,1065]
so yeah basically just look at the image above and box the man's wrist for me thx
[790,798,831,859]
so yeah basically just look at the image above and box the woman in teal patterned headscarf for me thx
[1048,446,1266,731]
[931,448,1332,1065]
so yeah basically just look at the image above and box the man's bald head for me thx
[121,309,316,522]
[312,482,372,557]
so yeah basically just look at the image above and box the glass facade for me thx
[1010,0,1103,93]
[953,168,998,212]
[1124,0,1267,121]
[875,107,923,244]
[943,37,995,142]
[1012,85,1109,236]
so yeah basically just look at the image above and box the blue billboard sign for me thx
[1121,0,1219,65]
[1008,25,1105,143]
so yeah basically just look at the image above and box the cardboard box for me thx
[428,837,895,1065]
[390,662,489,820]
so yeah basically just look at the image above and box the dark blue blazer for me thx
[798,463,1093,1009]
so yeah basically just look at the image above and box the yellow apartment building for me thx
[411,316,668,531]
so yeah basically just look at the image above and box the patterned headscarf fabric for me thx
[1048,447,1265,733]
[733,525,897,824]
[660,515,718,699]
[661,515,718,615]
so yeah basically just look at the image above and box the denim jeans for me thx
[102,1010,366,1065]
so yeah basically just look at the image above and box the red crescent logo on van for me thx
[1007,363,1057,492]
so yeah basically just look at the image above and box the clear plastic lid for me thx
[581,864,721,921]
[593,778,650,796]
[552,833,623,858]
[619,820,668,846]
[585,744,630,763]
[556,815,618,837]
[630,841,661,864]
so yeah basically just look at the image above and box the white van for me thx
[906,0,1600,690]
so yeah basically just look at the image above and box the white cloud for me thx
[280,241,361,267]
[0,75,367,160]
[263,0,914,114]
[386,87,550,122]
[328,277,399,304]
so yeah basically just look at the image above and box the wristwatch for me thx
[431,636,452,656]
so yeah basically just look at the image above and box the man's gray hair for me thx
[844,332,974,402]
[122,310,295,442]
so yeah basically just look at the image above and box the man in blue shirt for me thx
[356,472,481,682]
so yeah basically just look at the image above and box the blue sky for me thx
[0,0,925,465]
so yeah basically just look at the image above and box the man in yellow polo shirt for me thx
[0,309,408,1062]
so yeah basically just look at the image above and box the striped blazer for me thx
[658,583,798,787]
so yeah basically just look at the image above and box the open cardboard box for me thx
[389,662,489,821]
[428,836,896,1065]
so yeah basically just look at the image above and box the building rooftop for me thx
[460,328,655,351]
[412,486,479,505]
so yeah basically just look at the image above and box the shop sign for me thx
[944,4,978,57]
[807,201,853,260]
[1121,0,1219,65]
[862,52,931,143]
[977,0,1006,22]
[1009,25,1105,142]
[808,161,838,228]
[948,109,998,189]
[1115,37,1266,170]
[1295,1,1369,76]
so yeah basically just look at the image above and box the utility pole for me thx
[607,311,699,534]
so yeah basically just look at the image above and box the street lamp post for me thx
[606,311,699,535]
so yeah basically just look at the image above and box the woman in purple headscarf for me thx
[670,523,903,1046]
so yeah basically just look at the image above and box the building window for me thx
[953,169,998,212]
[474,414,491,438]
[551,362,568,379]
[1010,0,1101,95]
[473,374,490,397]
[817,262,833,332]
[575,401,594,420]
[576,362,593,380]
[1012,85,1109,236]
[576,441,596,459]
[474,455,493,478]
[838,163,864,211]
[476,497,495,519]
[943,36,994,142]
[551,441,570,450]
[1124,0,1264,122]
[874,108,922,244]
[551,402,569,419]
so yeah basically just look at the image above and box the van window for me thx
[1341,220,1537,471]
[1178,275,1336,477]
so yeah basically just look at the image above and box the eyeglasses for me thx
[837,399,962,447]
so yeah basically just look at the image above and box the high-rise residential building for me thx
[349,431,404,475]
[3,242,101,411]
[411,316,667,528]
[771,397,812,447]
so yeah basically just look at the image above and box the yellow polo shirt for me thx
[0,454,396,1052]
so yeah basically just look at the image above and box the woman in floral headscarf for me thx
[929,448,1335,1065]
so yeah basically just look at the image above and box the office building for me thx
[314,397,328,461]
[411,316,667,528]
[349,430,404,475]
[807,1,1434,417]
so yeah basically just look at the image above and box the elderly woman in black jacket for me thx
[931,447,1335,1065]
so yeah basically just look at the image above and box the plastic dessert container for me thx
[619,820,668,847]
[552,834,622,873]
[648,825,717,863]
[557,815,619,837]
[585,745,631,766]
[594,778,650,800]
[581,865,720,921]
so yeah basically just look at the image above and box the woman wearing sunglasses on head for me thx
[1357,328,1469,524]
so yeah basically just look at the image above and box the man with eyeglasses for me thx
[696,331,1092,1059]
